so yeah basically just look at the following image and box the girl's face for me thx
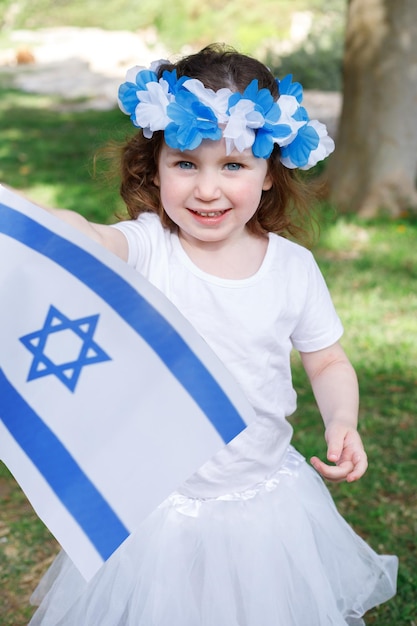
[155,139,272,248]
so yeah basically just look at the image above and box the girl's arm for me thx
[45,206,129,261]
[300,341,368,483]
[4,186,128,258]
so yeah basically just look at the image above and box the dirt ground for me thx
[0,26,341,135]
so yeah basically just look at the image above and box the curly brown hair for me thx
[117,43,319,243]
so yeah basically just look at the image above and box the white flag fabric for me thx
[0,185,256,580]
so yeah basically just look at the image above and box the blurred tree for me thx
[327,0,417,217]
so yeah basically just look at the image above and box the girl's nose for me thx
[194,171,222,201]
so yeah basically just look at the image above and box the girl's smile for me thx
[188,208,230,224]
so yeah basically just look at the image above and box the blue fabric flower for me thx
[276,75,303,103]
[165,89,222,151]
[252,124,290,159]
[280,123,320,168]
[291,105,309,123]
[118,69,160,125]
[228,80,293,158]
[161,70,188,95]
[228,79,276,119]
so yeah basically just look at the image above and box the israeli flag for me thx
[0,185,255,580]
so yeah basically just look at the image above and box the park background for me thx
[0,0,416,624]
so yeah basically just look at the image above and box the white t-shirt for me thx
[113,213,343,421]
[113,213,343,495]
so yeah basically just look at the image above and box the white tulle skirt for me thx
[29,446,397,626]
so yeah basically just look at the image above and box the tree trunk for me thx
[327,0,417,217]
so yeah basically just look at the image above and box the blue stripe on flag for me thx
[0,203,247,443]
[0,368,129,560]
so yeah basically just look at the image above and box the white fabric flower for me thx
[272,95,306,148]
[223,99,265,154]
[149,59,170,74]
[182,79,232,123]
[298,120,335,170]
[125,65,146,84]
[134,79,173,136]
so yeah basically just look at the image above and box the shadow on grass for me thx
[0,86,131,222]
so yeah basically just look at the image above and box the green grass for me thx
[0,463,58,625]
[291,215,417,624]
[0,82,130,223]
[1,86,416,625]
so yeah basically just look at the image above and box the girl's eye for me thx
[177,161,195,169]
[224,163,242,171]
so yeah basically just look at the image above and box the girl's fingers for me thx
[310,456,354,482]
[346,451,368,482]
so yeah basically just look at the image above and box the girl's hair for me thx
[118,43,319,244]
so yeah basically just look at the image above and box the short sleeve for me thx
[290,253,343,352]
[111,221,145,268]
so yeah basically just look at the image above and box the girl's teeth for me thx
[195,210,225,217]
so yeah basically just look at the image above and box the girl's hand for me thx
[310,423,368,483]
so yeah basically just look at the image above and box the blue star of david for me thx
[20,305,111,392]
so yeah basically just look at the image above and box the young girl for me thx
[29,44,397,625]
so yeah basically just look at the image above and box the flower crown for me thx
[118,60,335,170]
